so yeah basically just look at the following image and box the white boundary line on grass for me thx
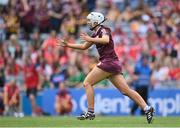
[0,126,180,128]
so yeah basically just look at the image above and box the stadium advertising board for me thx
[22,89,180,116]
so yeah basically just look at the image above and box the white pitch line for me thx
[0,126,180,128]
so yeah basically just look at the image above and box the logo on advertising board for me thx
[70,90,180,116]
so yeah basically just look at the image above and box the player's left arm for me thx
[80,33,109,44]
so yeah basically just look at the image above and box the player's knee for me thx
[121,91,127,96]
[29,94,35,100]
[121,89,129,96]
[83,81,92,88]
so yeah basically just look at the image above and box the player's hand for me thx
[80,33,92,42]
[56,38,68,47]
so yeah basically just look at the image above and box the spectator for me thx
[4,7,20,38]
[34,0,50,33]
[151,56,171,88]
[54,83,73,115]
[30,29,42,51]
[106,1,120,31]
[23,57,40,116]
[0,68,5,115]
[7,34,16,57]
[169,59,180,81]
[0,11,6,42]
[18,0,36,37]
[131,54,152,115]
[50,63,65,89]
[65,64,85,88]
[150,62,164,88]
[5,57,21,83]
[61,13,78,38]
[41,30,58,65]
[86,0,96,11]
[3,78,23,117]
[48,0,64,32]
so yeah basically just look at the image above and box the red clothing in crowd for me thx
[7,64,21,76]
[0,57,4,68]
[57,89,73,114]
[42,37,57,64]
[4,84,19,103]
[24,65,39,89]
[169,68,180,80]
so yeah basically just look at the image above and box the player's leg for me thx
[131,101,139,115]
[131,87,143,115]
[29,94,37,115]
[28,88,38,116]
[12,96,20,117]
[109,74,147,109]
[83,66,111,111]
[77,66,112,120]
[54,96,62,114]
[109,74,154,123]
[0,93,4,115]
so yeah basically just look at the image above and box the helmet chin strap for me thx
[90,18,107,31]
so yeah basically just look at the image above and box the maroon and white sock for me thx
[88,108,94,113]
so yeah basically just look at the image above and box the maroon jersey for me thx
[92,25,118,62]
[92,25,122,74]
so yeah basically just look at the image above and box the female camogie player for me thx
[57,12,154,123]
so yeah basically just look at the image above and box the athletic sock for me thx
[144,105,151,112]
[88,108,94,113]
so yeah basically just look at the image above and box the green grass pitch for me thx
[0,116,180,127]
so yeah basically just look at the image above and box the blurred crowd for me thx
[0,0,179,115]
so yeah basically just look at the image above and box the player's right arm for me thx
[57,39,93,50]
